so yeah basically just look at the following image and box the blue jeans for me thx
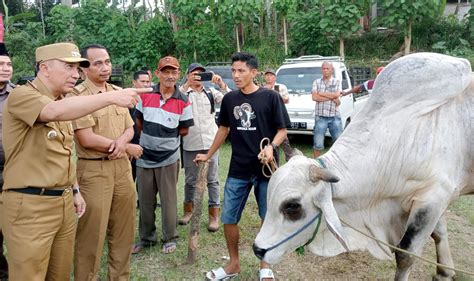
[313,115,342,150]
[221,176,268,224]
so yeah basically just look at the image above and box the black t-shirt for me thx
[218,87,291,180]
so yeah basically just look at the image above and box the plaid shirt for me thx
[312,77,340,117]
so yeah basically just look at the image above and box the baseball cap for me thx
[35,43,90,67]
[187,63,206,74]
[376,66,384,75]
[158,56,179,71]
[264,68,276,75]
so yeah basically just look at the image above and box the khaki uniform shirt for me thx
[0,82,16,170]
[69,79,133,159]
[2,78,76,190]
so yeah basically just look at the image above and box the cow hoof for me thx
[432,273,454,281]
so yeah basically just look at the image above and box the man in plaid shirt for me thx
[311,61,342,158]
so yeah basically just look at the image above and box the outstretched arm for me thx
[38,88,150,122]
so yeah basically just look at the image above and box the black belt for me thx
[8,186,72,196]
[78,157,110,161]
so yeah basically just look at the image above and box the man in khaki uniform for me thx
[71,44,142,280]
[1,42,142,281]
[0,28,14,278]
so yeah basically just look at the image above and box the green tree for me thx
[217,0,261,51]
[274,0,297,55]
[289,7,334,56]
[45,5,75,42]
[168,0,231,62]
[382,0,440,55]
[319,1,362,59]
[132,15,175,69]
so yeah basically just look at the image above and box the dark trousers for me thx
[0,231,7,279]
[0,169,8,279]
[137,161,179,245]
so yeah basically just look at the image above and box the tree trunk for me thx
[142,0,147,20]
[186,162,209,263]
[240,22,244,47]
[404,20,412,56]
[259,12,264,38]
[235,25,240,52]
[170,13,178,32]
[273,6,278,36]
[283,16,288,56]
[265,0,271,36]
[1,0,8,35]
[38,0,45,38]
[339,37,345,60]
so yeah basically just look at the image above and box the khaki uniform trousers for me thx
[74,157,135,281]
[2,189,76,281]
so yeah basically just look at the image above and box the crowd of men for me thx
[0,22,381,279]
[0,35,290,280]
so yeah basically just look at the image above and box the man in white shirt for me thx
[178,63,230,232]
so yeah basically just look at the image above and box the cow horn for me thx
[308,164,340,183]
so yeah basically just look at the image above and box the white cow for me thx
[253,53,474,281]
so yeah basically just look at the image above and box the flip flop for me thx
[162,241,177,254]
[132,242,155,254]
[206,267,238,280]
[259,268,275,281]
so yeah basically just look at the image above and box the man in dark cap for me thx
[0,15,14,279]
[177,63,229,232]
[263,68,300,162]
[263,68,289,104]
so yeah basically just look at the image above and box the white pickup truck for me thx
[276,55,369,135]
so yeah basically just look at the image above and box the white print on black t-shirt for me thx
[233,103,256,130]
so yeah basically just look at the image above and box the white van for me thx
[276,55,368,135]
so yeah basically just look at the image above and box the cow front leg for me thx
[431,215,455,280]
[395,205,442,281]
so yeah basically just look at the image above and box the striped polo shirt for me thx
[135,84,194,168]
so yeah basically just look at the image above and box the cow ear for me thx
[308,165,340,183]
[312,181,349,252]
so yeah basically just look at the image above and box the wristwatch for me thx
[271,142,278,150]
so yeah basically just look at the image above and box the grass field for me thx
[98,136,474,280]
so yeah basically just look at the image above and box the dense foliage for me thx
[1,0,472,82]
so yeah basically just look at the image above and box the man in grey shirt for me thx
[178,63,230,232]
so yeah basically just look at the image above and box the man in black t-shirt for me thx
[195,52,290,281]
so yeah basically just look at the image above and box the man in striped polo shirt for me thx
[133,56,194,254]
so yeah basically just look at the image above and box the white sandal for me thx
[259,268,275,280]
[206,267,238,280]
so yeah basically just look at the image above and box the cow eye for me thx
[280,199,304,221]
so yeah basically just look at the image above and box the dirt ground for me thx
[272,208,474,280]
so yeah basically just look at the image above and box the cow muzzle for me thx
[252,243,267,260]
